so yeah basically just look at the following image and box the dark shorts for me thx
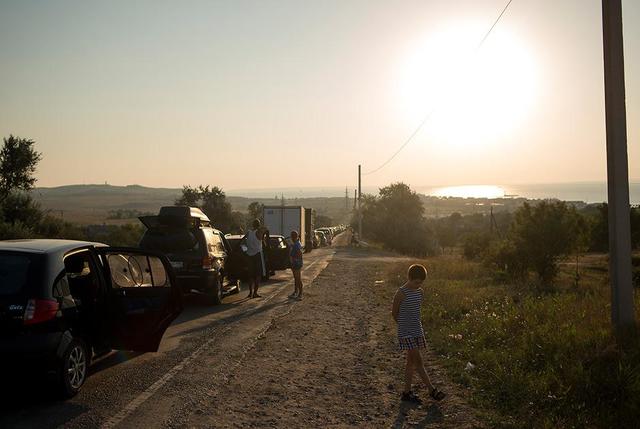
[247,253,263,279]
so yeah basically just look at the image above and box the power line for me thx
[364,0,515,176]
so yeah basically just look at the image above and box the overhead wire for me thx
[363,0,515,175]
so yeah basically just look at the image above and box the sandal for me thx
[401,391,422,405]
[429,388,446,401]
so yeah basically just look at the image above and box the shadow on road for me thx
[393,401,444,428]
[171,276,289,327]
[0,371,90,427]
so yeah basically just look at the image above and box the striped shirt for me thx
[397,286,424,339]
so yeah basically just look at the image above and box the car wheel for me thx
[58,338,89,398]
[205,275,223,305]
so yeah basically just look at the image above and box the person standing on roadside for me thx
[288,230,304,300]
[245,219,264,298]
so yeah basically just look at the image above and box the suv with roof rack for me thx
[138,206,240,304]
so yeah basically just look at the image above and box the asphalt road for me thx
[0,245,337,429]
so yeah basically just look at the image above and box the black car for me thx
[0,239,182,397]
[266,235,291,273]
[225,234,290,281]
[139,206,240,304]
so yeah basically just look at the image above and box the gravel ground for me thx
[1,235,484,428]
[187,245,484,428]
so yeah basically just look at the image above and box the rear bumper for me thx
[175,271,218,294]
[0,332,62,368]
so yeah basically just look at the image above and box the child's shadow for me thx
[393,401,444,428]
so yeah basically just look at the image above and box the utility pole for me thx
[345,186,349,211]
[602,0,635,333]
[358,165,362,240]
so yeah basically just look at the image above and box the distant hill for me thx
[32,183,594,226]
[32,184,354,225]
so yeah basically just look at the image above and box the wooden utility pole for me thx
[358,165,362,240]
[345,186,349,211]
[602,0,635,332]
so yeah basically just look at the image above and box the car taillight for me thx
[202,255,213,270]
[24,299,60,325]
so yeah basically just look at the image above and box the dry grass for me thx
[374,252,640,428]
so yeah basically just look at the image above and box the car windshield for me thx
[0,252,43,296]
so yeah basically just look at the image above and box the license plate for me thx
[170,261,184,269]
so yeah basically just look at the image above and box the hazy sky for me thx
[0,0,638,190]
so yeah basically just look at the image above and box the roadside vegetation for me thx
[358,182,640,427]
[377,255,640,428]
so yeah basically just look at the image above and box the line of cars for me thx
[139,206,295,301]
[0,206,299,398]
[313,225,346,248]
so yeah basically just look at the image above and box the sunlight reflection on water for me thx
[431,185,505,199]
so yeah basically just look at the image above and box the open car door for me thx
[268,237,290,270]
[97,247,183,352]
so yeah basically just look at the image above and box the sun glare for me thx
[395,22,537,149]
[432,185,505,199]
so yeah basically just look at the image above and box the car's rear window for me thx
[139,229,200,254]
[0,252,42,296]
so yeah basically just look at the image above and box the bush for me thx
[0,221,35,239]
[484,239,528,281]
[462,231,494,260]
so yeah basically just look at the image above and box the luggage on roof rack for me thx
[139,206,211,230]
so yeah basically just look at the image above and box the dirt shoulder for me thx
[187,246,484,428]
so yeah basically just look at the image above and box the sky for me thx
[0,0,638,191]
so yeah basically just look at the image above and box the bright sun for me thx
[395,22,538,149]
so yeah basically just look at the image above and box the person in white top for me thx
[245,219,264,298]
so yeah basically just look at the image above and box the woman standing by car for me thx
[288,230,304,300]
[245,219,264,298]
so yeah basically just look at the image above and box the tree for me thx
[434,212,462,253]
[175,185,201,207]
[0,135,42,201]
[588,203,609,252]
[357,182,436,256]
[315,214,333,228]
[509,201,584,283]
[1,191,43,226]
[247,202,264,224]
[175,185,242,233]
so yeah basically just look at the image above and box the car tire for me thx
[57,338,89,398]
[205,275,223,305]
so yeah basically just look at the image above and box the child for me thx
[391,264,446,403]
[288,230,304,300]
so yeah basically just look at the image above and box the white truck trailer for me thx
[263,206,309,250]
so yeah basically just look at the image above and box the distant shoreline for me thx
[34,182,640,205]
